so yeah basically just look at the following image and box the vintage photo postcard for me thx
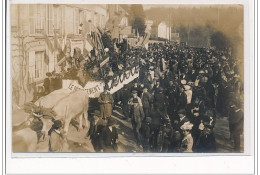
[10,3,247,155]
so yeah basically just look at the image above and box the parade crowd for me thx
[87,42,244,153]
[40,41,243,153]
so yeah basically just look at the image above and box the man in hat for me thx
[141,87,153,119]
[43,72,52,95]
[98,85,114,120]
[177,109,190,130]
[131,81,142,97]
[152,79,161,95]
[139,117,152,152]
[153,87,168,113]
[128,90,143,107]
[176,86,188,112]
[130,98,145,145]
[120,85,132,119]
[100,118,119,152]
[195,111,216,152]
[87,110,107,152]
[166,80,178,118]
[228,103,243,152]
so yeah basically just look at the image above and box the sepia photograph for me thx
[10,3,244,154]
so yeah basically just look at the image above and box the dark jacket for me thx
[154,92,168,110]
[100,126,118,152]
[176,92,187,110]
[141,92,153,109]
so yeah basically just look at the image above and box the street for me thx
[32,105,243,153]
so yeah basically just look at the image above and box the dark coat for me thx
[229,108,243,135]
[100,126,118,152]
[140,122,151,139]
[176,92,187,110]
[154,92,168,110]
[141,92,153,109]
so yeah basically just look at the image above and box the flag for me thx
[44,52,49,65]
[53,29,59,51]
[44,32,54,53]
[85,35,94,52]
[82,15,90,37]
[141,31,151,46]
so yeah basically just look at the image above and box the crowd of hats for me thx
[100,42,242,152]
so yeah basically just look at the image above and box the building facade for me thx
[157,22,171,40]
[11,4,108,106]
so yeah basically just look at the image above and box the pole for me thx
[218,7,219,25]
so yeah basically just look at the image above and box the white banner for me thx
[63,80,104,98]
[62,67,139,98]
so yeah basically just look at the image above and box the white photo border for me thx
[2,0,258,174]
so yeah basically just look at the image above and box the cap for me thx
[132,90,138,94]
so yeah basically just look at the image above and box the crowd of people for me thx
[36,41,243,153]
[88,42,244,153]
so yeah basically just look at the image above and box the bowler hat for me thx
[158,87,164,92]
[177,109,186,115]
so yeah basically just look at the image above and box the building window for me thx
[29,5,35,35]
[29,51,48,82]
[65,6,74,35]
[53,5,62,35]
[28,4,46,35]
[48,5,54,35]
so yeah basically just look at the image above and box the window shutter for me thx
[58,6,62,32]
[28,51,35,82]
[42,52,48,77]
[48,5,53,35]
[40,4,46,31]
[66,7,74,35]
[29,5,35,35]
[74,8,79,35]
